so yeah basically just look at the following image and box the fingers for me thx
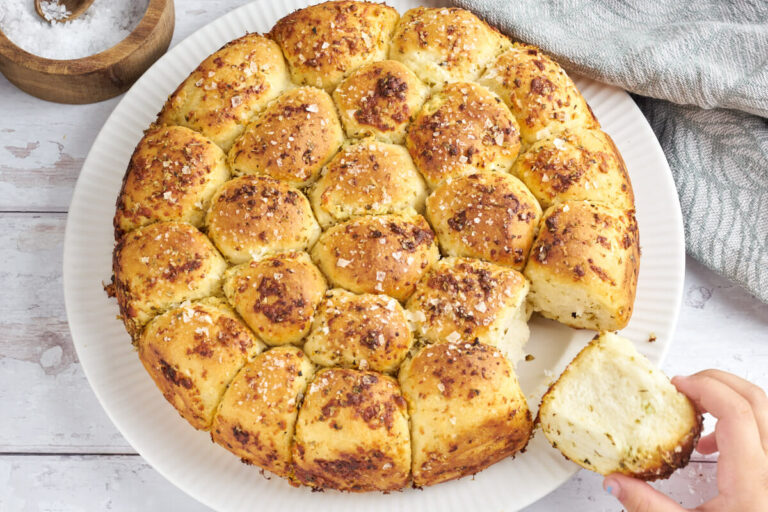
[696,432,718,455]
[604,474,686,512]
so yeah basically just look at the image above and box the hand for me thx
[602,369,768,512]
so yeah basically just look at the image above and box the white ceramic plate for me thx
[63,0,685,510]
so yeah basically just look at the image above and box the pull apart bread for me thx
[108,0,686,493]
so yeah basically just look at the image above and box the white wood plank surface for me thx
[1,0,766,509]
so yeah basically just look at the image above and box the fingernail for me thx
[604,478,620,498]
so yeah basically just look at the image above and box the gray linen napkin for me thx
[451,0,768,302]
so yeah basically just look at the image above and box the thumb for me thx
[603,474,686,512]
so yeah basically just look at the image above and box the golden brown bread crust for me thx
[406,81,521,188]
[398,342,532,487]
[138,298,264,430]
[389,7,511,87]
[311,213,440,301]
[308,139,426,228]
[303,288,413,373]
[113,126,230,240]
[511,129,634,210]
[269,1,399,92]
[228,87,344,188]
[113,221,228,339]
[292,367,411,491]
[479,43,599,145]
[205,175,320,264]
[524,201,640,330]
[211,346,315,478]
[426,171,543,270]
[223,251,327,346]
[333,60,429,144]
[157,33,291,151]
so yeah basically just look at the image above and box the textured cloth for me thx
[452,0,768,301]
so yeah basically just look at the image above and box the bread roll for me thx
[311,213,439,301]
[270,0,399,92]
[406,81,520,188]
[426,170,542,270]
[223,251,327,346]
[211,346,314,478]
[157,33,291,151]
[292,368,411,491]
[113,221,228,339]
[406,257,530,363]
[399,342,532,487]
[228,87,344,188]
[303,288,413,373]
[389,7,511,88]
[479,43,598,145]
[138,298,264,430]
[114,126,230,240]
[205,175,320,264]
[512,129,634,210]
[333,60,429,144]
[524,201,640,331]
[308,139,426,228]
[538,332,702,480]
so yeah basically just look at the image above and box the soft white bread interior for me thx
[538,332,702,480]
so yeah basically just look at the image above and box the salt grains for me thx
[0,0,149,60]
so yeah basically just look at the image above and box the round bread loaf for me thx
[138,298,265,430]
[333,60,429,144]
[426,170,543,270]
[511,128,634,210]
[269,0,399,92]
[406,81,521,188]
[479,43,599,145]
[157,33,292,151]
[223,251,327,346]
[292,367,411,491]
[114,125,230,240]
[303,288,413,373]
[308,139,426,228]
[399,342,532,487]
[112,221,228,339]
[524,200,640,331]
[211,346,315,478]
[205,175,320,264]
[311,212,439,301]
[389,7,511,88]
[228,87,344,188]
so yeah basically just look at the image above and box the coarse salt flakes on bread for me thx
[138,298,265,430]
[211,346,315,478]
[269,0,399,92]
[399,342,532,487]
[157,33,292,152]
[205,175,320,264]
[479,42,598,145]
[113,125,230,240]
[292,367,411,491]
[426,170,543,271]
[512,128,634,210]
[308,138,427,228]
[406,257,531,363]
[303,288,414,373]
[389,6,511,88]
[311,212,440,301]
[333,59,429,144]
[228,87,344,188]
[538,332,702,480]
[112,221,228,339]
[223,251,327,346]
[524,200,640,331]
[406,81,521,188]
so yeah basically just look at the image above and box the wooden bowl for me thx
[0,0,175,104]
